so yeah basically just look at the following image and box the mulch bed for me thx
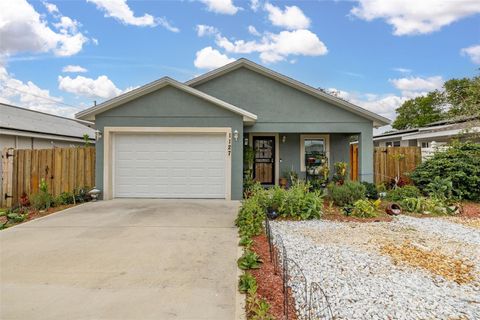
[250,234,297,320]
[0,204,76,228]
[459,201,480,218]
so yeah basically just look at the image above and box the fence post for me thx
[2,148,14,208]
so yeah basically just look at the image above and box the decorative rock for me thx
[271,218,480,320]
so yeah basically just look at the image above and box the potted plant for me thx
[279,175,288,188]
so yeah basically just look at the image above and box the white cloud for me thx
[58,75,123,99]
[351,0,480,36]
[43,2,59,14]
[264,3,311,30]
[0,0,88,57]
[87,0,179,31]
[194,47,235,70]
[216,29,327,63]
[250,0,260,12]
[62,65,88,73]
[0,65,80,117]
[248,25,260,36]
[199,0,240,15]
[389,76,444,92]
[196,24,218,37]
[393,67,412,74]
[461,44,480,64]
[326,87,404,124]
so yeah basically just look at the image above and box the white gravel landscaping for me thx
[271,217,480,320]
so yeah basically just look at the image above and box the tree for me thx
[443,76,480,118]
[392,92,444,130]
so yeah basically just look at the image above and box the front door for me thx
[253,136,275,185]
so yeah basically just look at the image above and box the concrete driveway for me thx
[0,199,240,320]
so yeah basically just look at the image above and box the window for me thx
[421,142,429,148]
[300,135,329,171]
[385,141,400,147]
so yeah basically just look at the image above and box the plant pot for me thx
[279,178,288,188]
[386,203,402,215]
[266,208,279,220]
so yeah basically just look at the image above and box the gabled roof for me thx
[0,102,95,141]
[186,58,390,128]
[75,77,257,123]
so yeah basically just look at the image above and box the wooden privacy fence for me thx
[373,146,421,185]
[1,147,95,207]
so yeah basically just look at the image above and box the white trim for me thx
[300,134,330,172]
[75,77,257,123]
[248,133,279,185]
[186,59,390,127]
[103,127,232,200]
[402,127,480,140]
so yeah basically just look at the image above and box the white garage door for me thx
[114,133,227,198]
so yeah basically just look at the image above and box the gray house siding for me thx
[193,67,374,182]
[94,86,244,200]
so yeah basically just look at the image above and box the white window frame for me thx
[300,134,330,172]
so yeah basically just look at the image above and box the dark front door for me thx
[253,136,275,185]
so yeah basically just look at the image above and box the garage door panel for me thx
[114,133,227,198]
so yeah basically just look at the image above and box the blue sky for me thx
[1,0,479,132]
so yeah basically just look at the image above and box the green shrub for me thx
[328,181,366,206]
[239,236,254,248]
[74,186,91,203]
[247,295,274,320]
[57,192,75,205]
[401,196,452,215]
[387,185,422,202]
[425,177,453,202]
[351,199,377,218]
[362,181,379,199]
[239,272,257,294]
[237,250,262,270]
[280,183,323,220]
[410,142,480,201]
[30,178,54,210]
[235,196,266,239]
[401,197,424,213]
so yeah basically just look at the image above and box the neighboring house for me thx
[0,103,96,150]
[0,102,96,200]
[76,58,389,200]
[374,116,480,149]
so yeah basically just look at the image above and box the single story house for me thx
[374,116,480,149]
[0,102,96,199]
[76,58,389,200]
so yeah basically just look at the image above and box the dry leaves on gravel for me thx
[380,242,476,284]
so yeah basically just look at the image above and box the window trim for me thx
[300,134,330,172]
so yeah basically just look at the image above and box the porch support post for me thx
[358,130,374,183]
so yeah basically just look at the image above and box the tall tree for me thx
[443,76,480,118]
[392,92,444,130]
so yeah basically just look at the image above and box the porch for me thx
[244,132,369,186]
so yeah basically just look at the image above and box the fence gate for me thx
[373,146,421,185]
[1,147,95,208]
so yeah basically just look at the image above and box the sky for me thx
[0,0,479,133]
